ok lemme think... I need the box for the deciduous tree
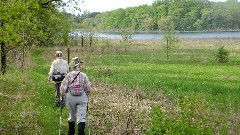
[159,16,178,62]
[0,0,80,74]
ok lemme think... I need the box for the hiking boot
[55,101,60,107]
[78,122,85,135]
[60,100,65,107]
[68,121,75,135]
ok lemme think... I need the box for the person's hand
[60,97,65,107]
[48,76,51,82]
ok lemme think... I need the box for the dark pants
[68,121,85,135]
[54,82,61,101]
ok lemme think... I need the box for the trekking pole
[86,103,91,135]
[87,95,91,135]
[59,105,63,135]
[88,114,91,135]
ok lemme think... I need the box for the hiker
[60,57,92,135]
[48,51,69,107]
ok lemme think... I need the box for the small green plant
[121,30,133,52]
[159,16,179,62]
[143,106,170,134]
[216,46,229,63]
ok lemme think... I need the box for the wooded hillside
[76,0,240,32]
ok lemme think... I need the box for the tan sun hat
[69,57,83,68]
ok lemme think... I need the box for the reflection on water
[97,31,240,39]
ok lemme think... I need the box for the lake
[97,31,240,39]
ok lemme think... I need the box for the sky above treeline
[77,0,229,14]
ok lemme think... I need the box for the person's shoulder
[62,59,68,63]
[52,59,58,63]
[80,72,87,76]
[68,71,75,75]
[66,71,74,77]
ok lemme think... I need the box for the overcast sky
[79,0,156,13]
[77,0,229,14]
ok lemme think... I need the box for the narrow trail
[31,49,69,134]
[0,49,66,134]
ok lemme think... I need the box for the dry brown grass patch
[88,82,178,135]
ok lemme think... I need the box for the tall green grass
[89,50,240,111]
[0,49,69,134]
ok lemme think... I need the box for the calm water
[97,31,240,39]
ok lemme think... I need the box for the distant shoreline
[96,31,240,39]
[98,30,240,34]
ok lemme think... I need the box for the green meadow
[89,38,240,110]
[92,52,240,109]
[0,38,240,134]
[86,38,240,134]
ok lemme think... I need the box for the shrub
[216,46,229,63]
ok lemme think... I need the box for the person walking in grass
[60,57,92,135]
[48,51,69,107]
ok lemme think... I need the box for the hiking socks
[68,121,75,135]
[78,122,85,135]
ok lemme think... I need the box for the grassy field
[0,38,240,134]
[88,38,240,110]
[83,38,240,134]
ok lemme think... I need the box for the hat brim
[69,62,83,68]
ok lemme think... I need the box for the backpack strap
[66,72,81,93]
[70,71,80,85]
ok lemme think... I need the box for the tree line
[0,0,83,74]
[77,0,240,32]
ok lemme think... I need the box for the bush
[216,46,229,63]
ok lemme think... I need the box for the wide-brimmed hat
[69,57,83,68]
[56,51,62,58]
